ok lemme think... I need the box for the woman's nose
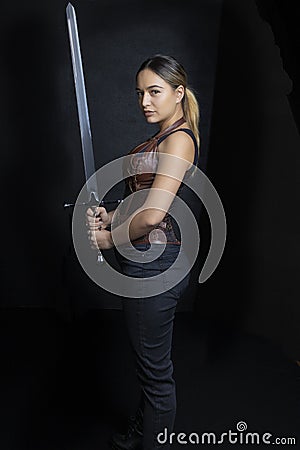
[142,92,151,107]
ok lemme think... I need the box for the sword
[64,2,121,263]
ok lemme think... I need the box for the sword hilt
[63,198,123,265]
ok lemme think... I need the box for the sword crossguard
[63,199,123,209]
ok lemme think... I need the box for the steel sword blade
[66,2,104,263]
[66,2,99,204]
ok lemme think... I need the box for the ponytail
[183,87,200,150]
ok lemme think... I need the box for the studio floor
[0,308,299,450]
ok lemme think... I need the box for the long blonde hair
[136,54,200,155]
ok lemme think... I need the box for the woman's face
[136,69,183,125]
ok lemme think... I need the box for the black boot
[109,407,143,450]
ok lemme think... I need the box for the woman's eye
[151,90,160,95]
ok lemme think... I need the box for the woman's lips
[144,111,155,117]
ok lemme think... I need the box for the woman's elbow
[144,209,166,227]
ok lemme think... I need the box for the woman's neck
[159,112,185,132]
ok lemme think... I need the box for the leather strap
[129,116,186,155]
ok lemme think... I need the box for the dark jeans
[116,243,190,449]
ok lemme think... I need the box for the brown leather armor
[124,117,188,245]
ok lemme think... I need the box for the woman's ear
[175,85,185,103]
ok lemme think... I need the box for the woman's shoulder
[157,127,195,165]
[158,128,195,151]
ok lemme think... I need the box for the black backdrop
[1,0,300,360]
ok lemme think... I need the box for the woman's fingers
[93,206,109,224]
[86,216,101,225]
[87,229,98,249]
[86,209,102,227]
[94,206,107,217]
[86,207,95,217]
[86,206,108,228]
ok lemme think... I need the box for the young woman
[86,54,200,450]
